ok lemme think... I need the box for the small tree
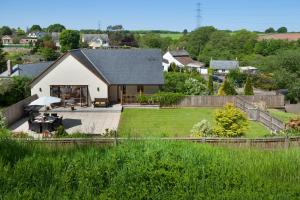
[59,30,80,52]
[213,103,249,137]
[207,74,214,95]
[244,76,254,95]
[218,78,237,96]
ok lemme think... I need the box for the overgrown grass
[0,139,300,199]
[118,108,269,138]
[269,109,300,123]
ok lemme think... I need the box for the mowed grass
[269,109,300,123]
[118,108,269,138]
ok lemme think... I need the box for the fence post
[114,131,118,146]
[256,108,260,121]
[284,136,289,149]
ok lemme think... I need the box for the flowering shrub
[190,120,213,137]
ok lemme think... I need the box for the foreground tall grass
[0,140,300,199]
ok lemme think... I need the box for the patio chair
[31,122,42,133]
[93,98,109,108]
[51,113,58,117]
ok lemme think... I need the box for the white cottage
[163,50,207,74]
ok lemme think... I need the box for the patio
[10,111,121,136]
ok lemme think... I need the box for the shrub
[55,125,68,137]
[162,72,207,94]
[213,103,249,137]
[218,78,237,96]
[0,110,6,130]
[137,92,185,106]
[190,120,213,137]
[183,78,208,95]
[244,76,254,95]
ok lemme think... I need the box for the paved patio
[10,112,121,135]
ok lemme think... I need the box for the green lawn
[139,33,183,40]
[159,33,183,39]
[118,108,269,138]
[269,109,300,123]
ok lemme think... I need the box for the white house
[210,60,239,75]
[30,49,164,106]
[162,50,207,74]
[81,34,109,49]
[239,66,258,74]
[27,32,46,39]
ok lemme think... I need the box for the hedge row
[136,92,185,106]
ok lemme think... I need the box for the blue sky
[0,0,299,32]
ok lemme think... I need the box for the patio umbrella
[29,96,61,106]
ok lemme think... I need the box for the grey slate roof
[77,49,164,85]
[210,60,239,70]
[0,62,54,78]
[169,50,190,57]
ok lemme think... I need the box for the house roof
[79,49,164,85]
[175,57,205,68]
[0,62,54,78]
[82,34,109,43]
[32,49,164,85]
[258,33,300,41]
[169,50,190,57]
[210,60,239,70]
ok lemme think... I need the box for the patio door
[50,85,89,107]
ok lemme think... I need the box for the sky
[0,0,300,32]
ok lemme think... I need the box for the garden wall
[177,95,284,108]
[2,95,38,126]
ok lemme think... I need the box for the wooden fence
[234,96,285,132]
[177,95,284,108]
[12,137,300,149]
[2,95,38,126]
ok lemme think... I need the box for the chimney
[7,60,12,76]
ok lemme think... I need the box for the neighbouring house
[258,33,300,41]
[81,34,109,49]
[27,32,46,39]
[210,60,239,75]
[51,32,61,48]
[240,66,258,74]
[30,49,164,106]
[1,35,13,45]
[0,60,54,78]
[163,50,207,74]
[19,38,38,45]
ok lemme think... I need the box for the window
[137,85,144,93]
[122,85,126,95]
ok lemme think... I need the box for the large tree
[0,26,12,36]
[186,26,217,59]
[0,43,7,73]
[29,24,42,32]
[47,23,66,33]
[59,30,80,52]
[265,27,276,33]
[277,27,288,33]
